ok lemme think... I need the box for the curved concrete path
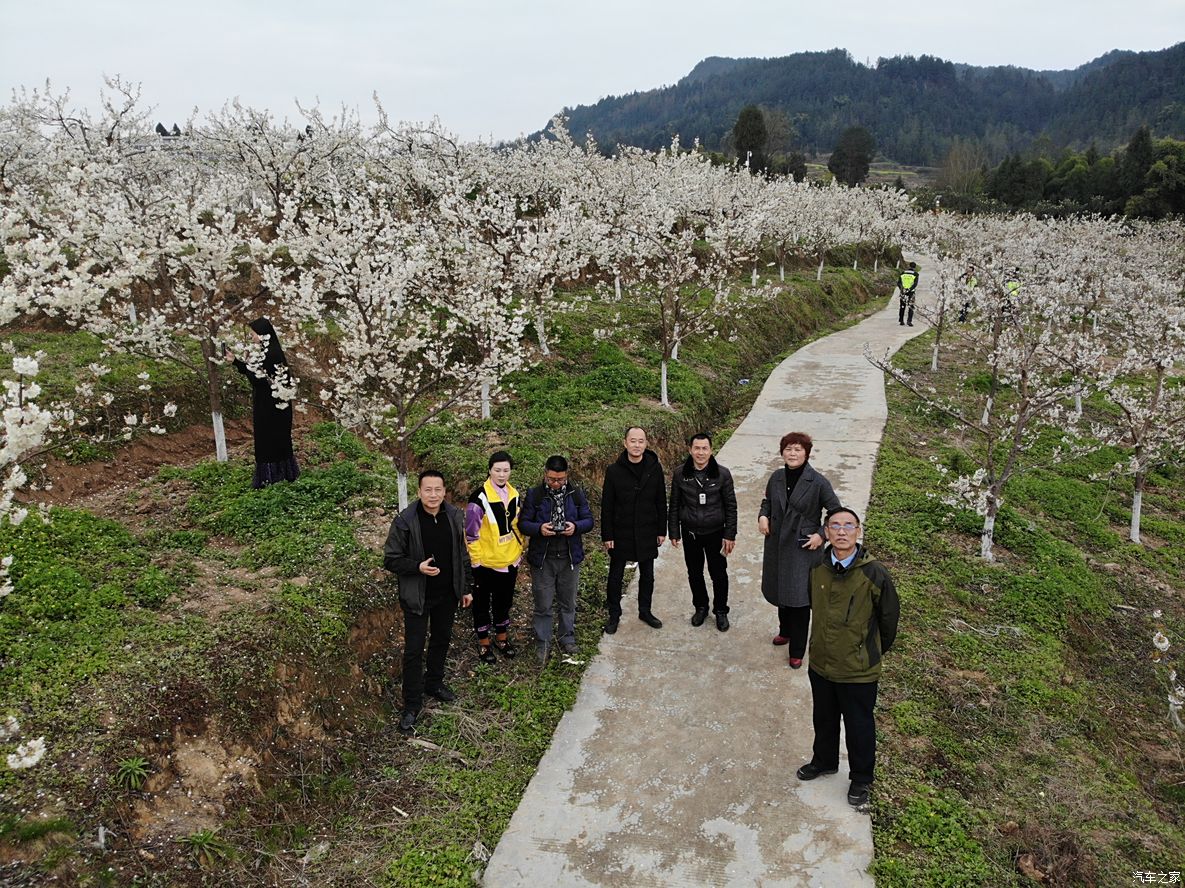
[485,280,929,887]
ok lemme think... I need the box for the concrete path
[485,283,929,887]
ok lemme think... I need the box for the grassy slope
[0,262,893,885]
[867,333,1185,886]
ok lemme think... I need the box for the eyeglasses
[826,522,857,532]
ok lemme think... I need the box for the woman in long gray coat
[758,431,841,669]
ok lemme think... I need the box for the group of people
[225,319,899,808]
[381,425,900,808]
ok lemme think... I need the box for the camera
[551,519,567,534]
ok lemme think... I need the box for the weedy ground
[867,332,1185,886]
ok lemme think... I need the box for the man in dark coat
[796,507,899,809]
[601,426,667,634]
[383,470,473,733]
[668,432,738,631]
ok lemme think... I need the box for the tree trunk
[853,255,858,270]
[614,274,621,301]
[481,381,491,420]
[981,395,993,428]
[874,255,879,272]
[931,339,940,372]
[535,305,550,357]
[200,337,228,462]
[671,321,681,362]
[1130,473,1145,544]
[397,468,409,512]
[816,255,825,282]
[779,263,785,282]
[660,359,669,407]
[1074,391,1083,414]
[128,303,137,324]
[751,266,758,287]
[980,497,999,562]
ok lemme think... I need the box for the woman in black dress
[227,318,299,489]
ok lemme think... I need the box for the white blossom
[6,736,46,770]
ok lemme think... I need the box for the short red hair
[778,432,813,457]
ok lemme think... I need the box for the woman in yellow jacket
[465,450,524,664]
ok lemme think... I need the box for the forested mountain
[550,43,1185,166]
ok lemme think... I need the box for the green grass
[868,331,1185,886]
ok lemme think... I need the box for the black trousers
[401,592,458,711]
[807,668,879,785]
[778,605,811,658]
[898,292,915,324]
[606,551,655,619]
[681,529,729,613]
[472,565,517,636]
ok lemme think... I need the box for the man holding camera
[519,455,596,665]
[668,432,738,631]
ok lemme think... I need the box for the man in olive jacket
[795,507,899,808]
[601,426,667,633]
[383,470,473,734]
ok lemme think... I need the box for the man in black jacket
[383,471,473,733]
[668,432,738,631]
[601,426,667,634]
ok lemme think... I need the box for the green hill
[551,43,1185,165]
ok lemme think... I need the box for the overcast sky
[1,1,1181,141]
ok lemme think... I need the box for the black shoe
[848,782,870,806]
[603,618,619,635]
[398,709,419,733]
[494,634,518,659]
[639,612,663,629]
[715,613,730,632]
[478,644,497,665]
[907,321,914,327]
[424,684,456,703]
[559,640,578,655]
[691,607,708,627]
[796,762,838,781]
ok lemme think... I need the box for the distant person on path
[466,451,524,665]
[796,507,899,808]
[897,261,919,326]
[383,470,473,734]
[519,455,595,665]
[759,432,841,668]
[668,432,737,632]
[226,318,299,489]
[601,426,667,634]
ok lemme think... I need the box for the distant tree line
[930,126,1185,218]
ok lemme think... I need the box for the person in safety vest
[897,261,919,326]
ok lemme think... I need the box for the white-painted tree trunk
[614,274,621,300]
[671,339,680,362]
[536,306,550,357]
[981,395,993,427]
[1074,391,1083,414]
[816,256,824,282]
[128,303,137,324]
[853,256,858,270]
[212,411,227,462]
[751,266,758,287]
[660,359,669,407]
[1130,487,1143,543]
[931,340,940,371]
[779,264,785,282]
[397,469,409,511]
[481,382,491,419]
[874,256,880,272]
[980,509,997,561]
